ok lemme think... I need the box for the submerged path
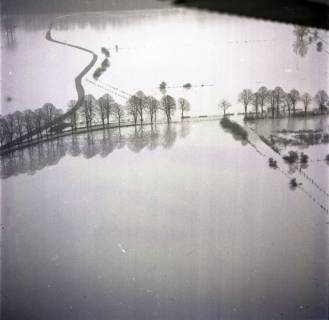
[1,20,98,149]
[45,21,98,116]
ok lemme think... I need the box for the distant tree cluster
[293,26,324,57]
[238,87,328,119]
[1,91,191,150]
[0,104,63,147]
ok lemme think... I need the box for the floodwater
[1,120,328,320]
[1,8,328,116]
[1,6,329,320]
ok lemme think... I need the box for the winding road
[1,19,98,148]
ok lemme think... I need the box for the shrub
[268,157,278,168]
[283,151,299,164]
[290,178,298,188]
[101,47,110,57]
[220,117,248,140]
[300,152,309,164]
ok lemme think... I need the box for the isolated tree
[218,99,231,116]
[257,86,268,114]
[159,81,167,94]
[178,98,191,119]
[314,90,328,113]
[113,103,125,127]
[161,95,176,123]
[135,91,146,124]
[300,93,312,115]
[13,111,25,140]
[67,100,78,131]
[288,89,300,116]
[127,95,139,126]
[238,89,253,114]
[145,96,159,124]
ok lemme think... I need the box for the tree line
[219,87,328,119]
[0,91,191,149]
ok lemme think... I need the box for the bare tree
[288,89,300,116]
[98,94,115,126]
[34,108,45,138]
[238,89,253,114]
[314,90,328,113]
[135,91,146,124]
[145,96,159,124]
[67,100,78,131]
[113,103,125,127]
[97,96,107,128]
[266,90,276,118]
[257,86,268,114]
[81,95,97,129]
[0,116,7,147]
[284,93,293,116]
[42,103,57,137]
[13,111,25,140]
[273,87,286,116]
[301,93,312,115]
[218,99,231,116]
[127,95,139,127]
[177,98,191,119]
[251,92,260,116]
[4,113,16,144]
[23,109,36,140]
[161,95,176,123]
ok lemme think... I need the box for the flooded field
[1,120,328,320]
[1,4,329,320]
[2,9,328,116]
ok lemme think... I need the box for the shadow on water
[0,122,190,179]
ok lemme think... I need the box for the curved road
[1,20,98,149]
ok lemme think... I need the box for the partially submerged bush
[268,157,278,168]
[101,58,110,69]
[220,117,248,140]
[289,178,298,188]
[101,47,110,57]
[283,151,299,164]
[183,83,192,89]
[300,152,309,164]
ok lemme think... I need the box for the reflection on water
[2,120,327,320]
[0,122,189,179]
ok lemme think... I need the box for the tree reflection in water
[0,122,190,179]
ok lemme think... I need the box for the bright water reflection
[2,120,328,320]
